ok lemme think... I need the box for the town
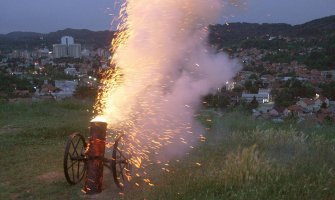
[1,18,335,125]
[0,35,108,101]
[2,2,335,199]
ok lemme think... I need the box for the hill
[0,29,115,51]
[1,101,335,199]
[209,15,335,47]
[1,15,334,51]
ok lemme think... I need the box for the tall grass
[121,110,335,199]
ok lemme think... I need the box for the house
[296,98,315,113]
[241,89,271,104]
[257,103,274,113]
[314,96,329,108]
[260,74,275,84]
[321,70,335,81]
[40,84,58,94]
[64,67,78,76]
[52,80,78,100]
[34,84,58,101]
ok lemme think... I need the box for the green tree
[74,86,98,99]
[274,89,295,108]
[248,96,259,110]
[320,82,335,100]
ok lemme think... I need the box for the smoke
[97,0,241,163]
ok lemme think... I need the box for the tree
[274,89,295,108]
[249,73,259,80]
[320,82,335,100]
[74,86,98,99]
[244,80,253,91]
[321,102,328,109]
[248,96,259,110]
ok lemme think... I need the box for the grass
[0,100,92,200]
[1,103,335,199]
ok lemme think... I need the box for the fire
[90,116,107,123]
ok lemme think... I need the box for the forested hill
[209,15,335,47]
[0,29,114,50]
[0,15,334,51]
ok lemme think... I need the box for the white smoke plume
[97,0,241,163]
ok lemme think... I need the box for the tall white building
[68,44,81,58]
[53,36,81,58]
[61,36,74,45]
[53,44,67,58]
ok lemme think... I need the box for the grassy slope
[1,102,335,199]
[0,100,92,200]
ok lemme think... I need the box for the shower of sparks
[93,0,241,187]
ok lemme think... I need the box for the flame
[90,115,108,123]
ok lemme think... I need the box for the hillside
[0,15,334,51]
[209,15,335,47]
[0,29,115,50]
[1,101,335,199]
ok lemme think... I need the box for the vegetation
[319,81,335,100]
[0,72,34,99]
[0,100,92,200]
[273,79,315,108]
[209,15,335,70]
[1,102,335,199]
[43,65,75,80]
[74,86,98,99]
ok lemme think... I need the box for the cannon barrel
[83,121,107,195]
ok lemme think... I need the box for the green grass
[0,100,92,200]
[1,103,335,199]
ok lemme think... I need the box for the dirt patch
[36,171,63,183]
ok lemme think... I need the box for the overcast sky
[0,0,335,34]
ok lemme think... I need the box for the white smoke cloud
[100,0,241,161]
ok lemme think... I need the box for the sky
[0,0,335,34]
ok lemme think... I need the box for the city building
[53,44,67,58]
[61,36,74,45]
[53,36,81,58]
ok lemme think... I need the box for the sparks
[92,0,240,187]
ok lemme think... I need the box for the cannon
[63,121,132,194]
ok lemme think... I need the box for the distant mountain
[5,31,42,39]
[0,28,115,51]
[209,23,293,46]
[293,15,335,37]
[1,15,335,51]
[209,15,335,47]
[45,29,114,48]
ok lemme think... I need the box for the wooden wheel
[63,133,87,185]
[112,135,132,189]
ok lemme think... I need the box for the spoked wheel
[63,133,87,185]
[112,135,132,189]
